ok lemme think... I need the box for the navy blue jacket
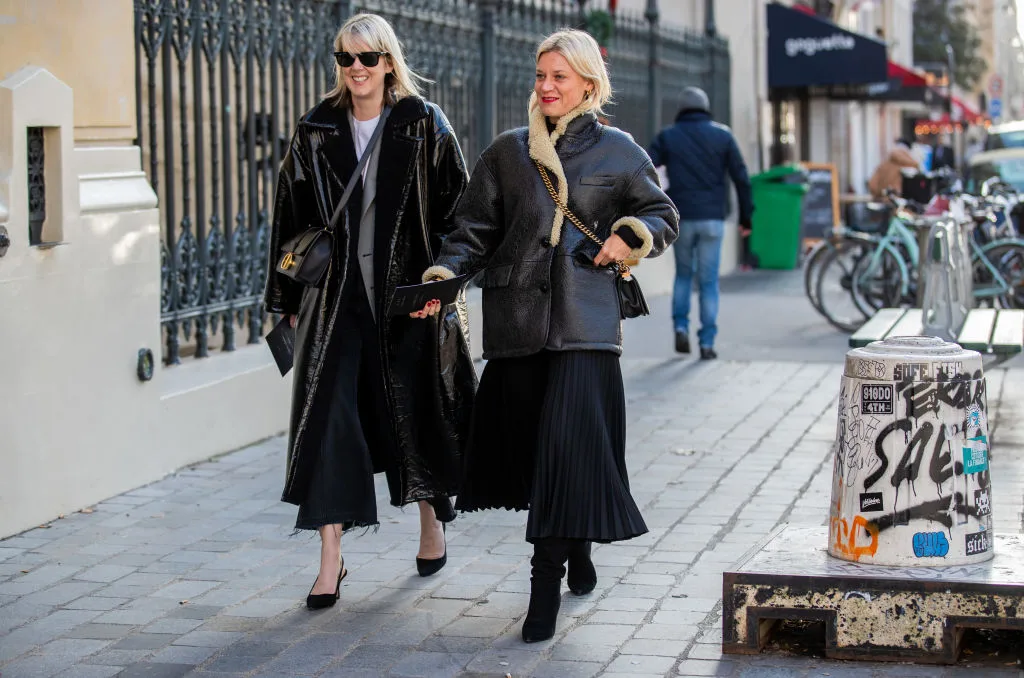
[647,110,754,226]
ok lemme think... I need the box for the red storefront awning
[887,61,929,88]
[952,96,982,123]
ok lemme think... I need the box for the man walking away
[647,86,753,360]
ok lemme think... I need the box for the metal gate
[135,0,729,365]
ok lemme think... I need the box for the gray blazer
[350,113,383,319]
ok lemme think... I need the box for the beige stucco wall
[0,0,136,143]
[0,2,290,539]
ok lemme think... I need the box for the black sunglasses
[333,51,389,68]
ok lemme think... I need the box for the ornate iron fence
[135,0,729,365]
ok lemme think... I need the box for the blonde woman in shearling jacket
[415,29,678,643]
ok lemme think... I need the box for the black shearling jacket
[424,105,679,359]
[265,96,476,507]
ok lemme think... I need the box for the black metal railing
[135,0,729,365]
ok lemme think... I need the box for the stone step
[722,525,1024,664]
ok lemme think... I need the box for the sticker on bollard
[860,384,893,414]
[965,530,991,556]
[828,336,994,566]
[962,435,989,474]
[974,488,991,515]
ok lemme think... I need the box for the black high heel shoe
[306,556,347,610]
[416,524,446,577]
[567,541,597,595]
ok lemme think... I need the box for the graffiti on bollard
[912,532,950,558]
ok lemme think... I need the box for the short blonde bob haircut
[325,13,427,108]
[532,29,612,115]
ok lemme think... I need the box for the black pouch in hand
[617,272,650,319]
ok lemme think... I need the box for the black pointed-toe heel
[416,524,446,577]
[567,541,597,596]
[306,557,347,610]
[522,578,561,643]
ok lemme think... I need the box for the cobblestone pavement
[1,353,1021,678]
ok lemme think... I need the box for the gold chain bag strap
[535,161,650,319]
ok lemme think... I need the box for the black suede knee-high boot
[567,540,597,595]
[522,539,570,643]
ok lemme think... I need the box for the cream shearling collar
[527,94,596,248]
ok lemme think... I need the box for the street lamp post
[945,43,960,168]
[705,0,716,38]
[705,0,717,118]
[478,0,497,155]
[945,44,955,120]
[646,0,661,144]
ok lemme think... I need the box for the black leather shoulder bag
[535,161,650,319]
[276,107,390,288]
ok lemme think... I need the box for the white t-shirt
[353,114,380,181]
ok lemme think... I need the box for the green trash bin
[749,164,809,270]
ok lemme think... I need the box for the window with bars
[27,127,45,246]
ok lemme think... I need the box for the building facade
[971,0,1024,123]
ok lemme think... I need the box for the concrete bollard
[828,336,993,566]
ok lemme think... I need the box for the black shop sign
[767,3,887,91]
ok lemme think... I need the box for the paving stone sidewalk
[1,358,1021,678]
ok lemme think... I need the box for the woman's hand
[593,233,632,267]
[288,315,297,329]
[410,299,442,319]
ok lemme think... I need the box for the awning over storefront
[889,61,928,88]
[864,61,945,105]
[915,99,987,134]
[952,96,983,123]
[767,2,888,96]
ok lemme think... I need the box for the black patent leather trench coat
[264,96,476,507]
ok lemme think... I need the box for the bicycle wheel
[814,240,874,333]
[977,242,1024,308]
[850,245,908,316]
[803,239,832,313]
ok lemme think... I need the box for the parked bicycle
[806,180,1024,332]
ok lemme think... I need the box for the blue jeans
[672,219,724,348]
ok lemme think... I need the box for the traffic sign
[990,98,1003,119]
[989,74,1004,98]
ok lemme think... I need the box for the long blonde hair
[531,29,613,115]
[324,13,428,107]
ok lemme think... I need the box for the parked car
[966,147,1024,234]
[966,147,1024,192]
[983,120,1024,151]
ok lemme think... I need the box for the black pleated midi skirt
[456,350,647,544]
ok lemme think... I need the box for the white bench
[850,307,1024,364]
